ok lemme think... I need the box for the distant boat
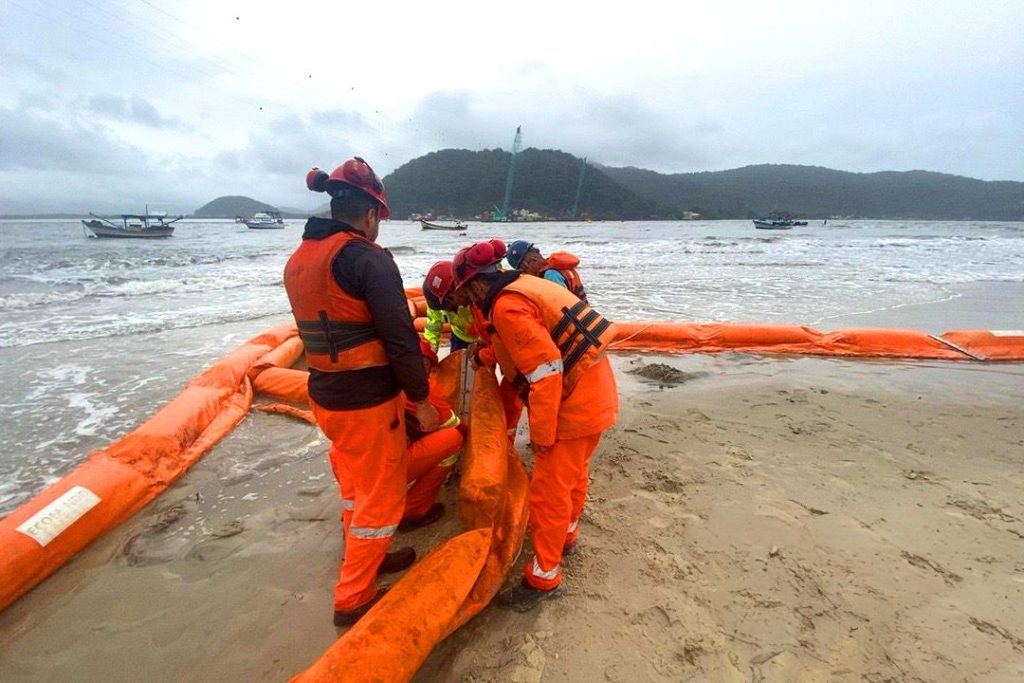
[82,211,182,238]
[752,219,794,230]
[240,211,285,229]
[420,218,468,231]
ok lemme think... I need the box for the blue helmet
[506,240,535,269]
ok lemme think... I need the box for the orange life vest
[283,230,389,372]
[488,276,616,399]
[540,251,587,302]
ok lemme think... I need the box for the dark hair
[330,188,380,223]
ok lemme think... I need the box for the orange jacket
[283,230,389,372]
[540,251,587,302]
[486,275,618,446]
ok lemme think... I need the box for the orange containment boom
[606,322,1024,361]
[0,323,300,612]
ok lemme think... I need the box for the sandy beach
[2,349,1023,682]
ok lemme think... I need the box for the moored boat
[420,218,467,231]
[753,219,794,230]
[242,211,285,229]
[82,212,182,238]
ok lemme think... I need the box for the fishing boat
[752,219,794,230]
[241,211,285,229]
[420,218,468,231]
[82,211,182,238]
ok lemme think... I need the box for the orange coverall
[403,382,463,520]
[489,288,619,590]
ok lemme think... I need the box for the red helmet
[305,156,390,219]
[452,239,507,288]
[424,261,455,302]
[418,335,439,366]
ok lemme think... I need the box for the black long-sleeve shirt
[301,217,429,409]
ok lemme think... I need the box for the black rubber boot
[397,502,445,532]
[497,579,562,612]
[377,546,416,574]
[333,587,389,627]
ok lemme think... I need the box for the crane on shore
[569,156,588,219]
[493,126,522,222]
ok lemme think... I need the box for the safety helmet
[424,261,455,303]
[418,335,439,366]
[452,239,507,288]
[506,240,536,269]
[305,156,390,219]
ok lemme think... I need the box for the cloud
[217,109,378,177]
[85,94,189,130]
[0,103,142,174]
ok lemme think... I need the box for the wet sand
[1,352,1023,681]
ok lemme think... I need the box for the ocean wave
[0,304,290,348]
[0,273,284,311]
[388,246,418,254]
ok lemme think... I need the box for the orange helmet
[452,239,507,289]
[305,156,390,219]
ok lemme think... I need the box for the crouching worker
[284,157,440,627]
[401,337,464,528]
[423,260,480,353]
[506,240,588,302]
[452,240,619,611]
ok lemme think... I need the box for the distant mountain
[193,196,280,218]
[383,148,661,220]
[600,164,1024,220]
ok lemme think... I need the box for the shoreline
[812,280,1023,334]
[1,353,1023,680]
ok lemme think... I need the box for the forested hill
[193,195,279,218]
[384,148,660,220]
[600,164,1024,220]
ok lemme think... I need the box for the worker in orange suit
[284,157,440,627]
[452,240,619,610]
[401,336,464,525]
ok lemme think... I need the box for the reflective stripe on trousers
[349,524,398,539]
[341,498,355,510]
[531,557,560,581]
[567,519,579,534]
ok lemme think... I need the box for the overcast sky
[2,0,1022,213]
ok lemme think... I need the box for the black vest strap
[297,312,377,362]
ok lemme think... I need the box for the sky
[1,0,1022,213]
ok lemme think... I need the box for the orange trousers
[312,395,406,611]
[405,427,463,520]
[523,431,603,590]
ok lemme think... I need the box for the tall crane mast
[569,156,588,219]
[495,126,522,222]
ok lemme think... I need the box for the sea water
[1,218,1022,515]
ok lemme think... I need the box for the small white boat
[420,218,467,231]
[752,219,793,230]
[242,211,285,229]
[82,212,182,238]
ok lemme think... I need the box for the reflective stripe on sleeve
[525,359,563,384]
[350,524,398,539]
[567,519,579,534]
[531,557,560,580]
[341,499,355,510]
[440,413,460,429]
[439,453,459,467]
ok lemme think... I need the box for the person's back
[283,157,441,627]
